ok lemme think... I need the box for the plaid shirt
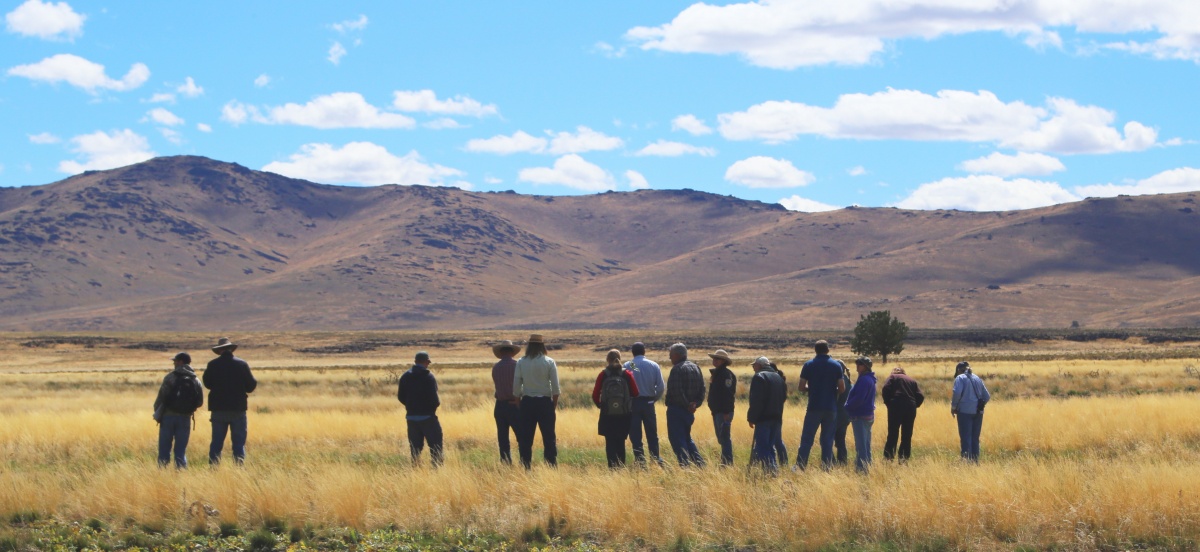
[665,360,706,408]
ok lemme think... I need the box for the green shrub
[218,521,241,538]
[248,529,277,552]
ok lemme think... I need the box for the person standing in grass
[768,362,789,465]
[398,351,443,467]
[952,361,991,463]
[881,366,924,462]
[625,341,666,467]
[153,351,203,468]
[490,340,523,465]
[844,357,877,474]
[203,337,257,466]
[833,359,852,467]
[794,340,846,471]
[513,334,561,469]
[664,343,706,468]
[706,349,737,467]
[592,349,640,468]
[748,356,786,474]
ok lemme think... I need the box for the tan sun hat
[492,340,523,358]
[211,337,237,354]
[527,334,544,344]
[707,349,732,364]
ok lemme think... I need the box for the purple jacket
[844,371,877,418]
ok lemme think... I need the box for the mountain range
[1,156,1197,331]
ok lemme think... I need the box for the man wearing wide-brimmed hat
[706,349,737,467]
[202,337,257,465]
[512,334,560,469]
[490,340,523,465]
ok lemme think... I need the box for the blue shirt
[800,354,843,411]
[625,355,665,402]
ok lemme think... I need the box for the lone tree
[850,310,909,364]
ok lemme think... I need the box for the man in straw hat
[706,349,737,467]
[491,339,523,465]
[513,334,561,469]
[202,337,257,465]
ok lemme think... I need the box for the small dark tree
[850,310,908,364]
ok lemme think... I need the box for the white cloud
[144,107,184,127]
[465,131,546,154]
[28,132,60,144]
[593,41,627,58]
[484,176,503,185]
[634,140,716,157]
[196,123,212,133]
[7,54,149,93]
[254,74,270,88]
[627,1,1200,69]
[1074,167,1200,198]
[331,14,368,33]
[848,166,867,176]
[159,128,183,145]
[959,152,1066,176]
[518,154,615,191]
[148,92,175,103]
[176,76,203,98]
[626,170,650,190]
[671,114,713,136]
[725,156,815,188]
[392,89,498,117]
[424,118,464,130]
[718,89,1156,154]
[58,129,155,174]
[895,175,1079,211]
[263,142,465,187]
[5,0,84,40]
[779,195,840,212]
[328,41,347,65]
[220,93,414,129]
[547,126,623,155]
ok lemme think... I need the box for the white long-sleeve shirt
[513,355,560,398]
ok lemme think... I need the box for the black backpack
[166,374,204,413]
[600,369,632,416]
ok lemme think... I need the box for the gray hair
[669,343,688,359]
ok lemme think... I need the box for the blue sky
[2,0,1199,211]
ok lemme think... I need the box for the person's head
[668,343,688,364]
[524,334,547,358]
[631,342,646,357]
[211,337,237,356]
[814,340,830,356]
[836,359,850,377]
[492,340,522,360]
[171,351,191,367]
[855,356,873,374]
[708,349,732,369]
[415,351,431,367]
[955,361,971,377]
[751,356,771,373]
[891,366,906,375]
[606,349,622,367]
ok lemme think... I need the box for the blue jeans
[209,412,247,465]
[494,400,521,464]
[773,428,788,466]
[796,409,837,470]
[158,415,191,468]
[751,420,782,473]
[957,411,984,462]
[850,417,873,474]
[518,396,557,469]
[712,412,734,466]
[665,405,705,467]
[628,398,662,464]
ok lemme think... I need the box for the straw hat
[211,337,237,354]
[707,349,732,365]
[526,334,544,344]
[492,340,522,358]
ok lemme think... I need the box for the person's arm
[950,376,963,415]
[626,371,641,398]
[243,362,257,394]
[512,361,524,400]
[746,375,763,427]
[914,380,925,408]
[152,374,171,419]
[836,376,846,396]
[432,375,440,410]
[591,372,604,408]
[397,373,407,405]
[549,359,561,409]
[881,377,896,405]
[201,365,212,389]
[690,367,706,413]
[653,366,666,401]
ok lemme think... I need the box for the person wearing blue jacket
[844,356,877,474]
[951,361,991,463]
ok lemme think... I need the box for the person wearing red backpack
[592,349,640,468]
[153,352,203,468]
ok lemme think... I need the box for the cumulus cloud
[147,92,175,104]
[895,174,1079,211]
[331,14,368,33]
[28,132,60,144]
[466,131,546,154]
[547,126,623,155]
[466,127,623,155]
[725,156,815,188]
[626,170,650,190]
[196,123,212,133]
[159,128,183,145]
[627,0,1200,69]
[518,154,615,191]
[848,166,867,176]
[263,142,465,187]
[719,89,1156,154]
[7,54,149,93]
[959,152,1066,176]
[392,90,498,117]
[634,140,716,157]
[58,129,155,174]
[176,76,203,98]
[779,195,840,212]
[144,107,184,126]
[5,0,84,40]
[254,74,270,88]
[328,41,348,65]
[672,114,712,135]
[424,118,464,130]
[220,93,415,129]
[1074,167,1200,198]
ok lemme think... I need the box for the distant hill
[1,156,1197,331]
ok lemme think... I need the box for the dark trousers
[604,434,628,468]
[518,396,557,469]
[209,412,247,465]
[494,400,521,464]
[750,420,782,474]
[884,405,917,462]
[407,416,444,467]
[629,398,662,464]
[712,412,734,466]
[665,405,705,467]
[834,412,850,465]
[795,409,837,471]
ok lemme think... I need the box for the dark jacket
[881,372,925,410]
[153,365,201,419]
[203,353,256,412]
[706,365,736,414]
[397,364,440,417]
[747,370,786,423]
[665,360,706,409]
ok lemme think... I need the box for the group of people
[152,335,993,471]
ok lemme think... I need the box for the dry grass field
[1,330,1199,550]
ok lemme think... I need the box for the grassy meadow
[1,330,1200,550]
